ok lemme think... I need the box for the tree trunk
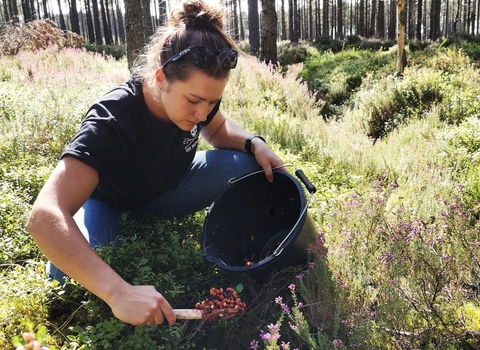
[56,0,66,29]
[377,0,384,38]
[238,0,245,40]
[100,0,112,44]
[21,0,33,22]
[141,0,153,37]
[322,0,328,36]
[70,0,81,35]
[85,0,96,43]
[309,0,313,38]
[248,0,260,55]
[232,0,239,40]
[90,0,103,44]
[396,0,406,76]
[260,0,277,65]
[430,0,441,40]
[41,0,48,18]
[388,0,396,40]
[281,0,287,40]
[115,0,125,43]
[336,0,342,39]
[359,0,365,36]
[407,0,414,38]
[416,0,422,39]
[370,0,377,37]
[125,0,150,70]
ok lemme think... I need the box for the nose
[194,103,209,122]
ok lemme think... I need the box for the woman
[26,0,283,327]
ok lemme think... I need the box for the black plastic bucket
[202,168,318,278]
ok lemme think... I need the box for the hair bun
[170,0,224,30]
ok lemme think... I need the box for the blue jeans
[47,149,262,282]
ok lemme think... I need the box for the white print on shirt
[183,125,199,153]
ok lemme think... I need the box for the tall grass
[1,44,480,349]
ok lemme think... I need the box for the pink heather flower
[289,322,298,332]
[261,333,273,341]
[281,303,290,314]
[298,302,303,308]
[288,284,296,291]
[333,339,343,347]
[250,340,259,349]
[281,341,290,349]
[268,323,279,333]
[275,296,283,304]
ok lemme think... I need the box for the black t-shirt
[62,79,219,210]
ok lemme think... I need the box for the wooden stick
[174,308,240,321]
[174,309,204,320]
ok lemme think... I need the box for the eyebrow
[189,93,222,103]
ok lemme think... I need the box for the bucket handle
[228,164,316,258]
[228,164,317,195]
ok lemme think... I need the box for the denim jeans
[47,149,262,282]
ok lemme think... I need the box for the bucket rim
[201,169,311,272]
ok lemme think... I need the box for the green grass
[1,43,480,349]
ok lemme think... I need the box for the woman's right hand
[106,284,176,326]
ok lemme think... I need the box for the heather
[1,44,480,349]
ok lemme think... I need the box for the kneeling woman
[26,0,283,327]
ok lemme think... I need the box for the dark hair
[133,0,238,86]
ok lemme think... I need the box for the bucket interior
[202,170,305,269]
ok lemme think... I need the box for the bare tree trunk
[260,0,277,65]
[396,0,406,76]
[238,0,245,40]
[85,0,96,43]
[309,0,313,38]
[100,0,112,44]
[370,0,377,37]
[430,0,441,39]
[407,0,414,38]
[359,0,365,35]
[41,0,48,18]
[232,0,239,40]
[281,0,287,40]
[115,0,125,43]
[141,0,153,37]
[248,0,260,55]
[90,0,103,44]
[57,0,66,29]
[69,0,81,34]
[125,0,143,68]
[416,0,422,39]
[377,0,384,37]
[388,0,396,40]
[336,0,342,38]
[322,0,328,35]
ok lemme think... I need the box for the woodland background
[1,0,480,349]
[2,0,480,65]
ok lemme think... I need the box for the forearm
[26,207,126,303]
[206,119,260,152]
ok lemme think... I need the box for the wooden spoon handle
[173,309,204,320]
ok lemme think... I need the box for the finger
[263,166,274,182]
[153,310,165,325]
[161,306,176,326]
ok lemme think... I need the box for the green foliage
[300,48,395,118]
[277,41,309,66]
[3,42,480,349]
[82,44,126,60]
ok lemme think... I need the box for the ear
[155,68,166,89]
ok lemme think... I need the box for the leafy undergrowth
[2,44,480,349]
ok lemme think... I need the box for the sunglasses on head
[161,46,238,70]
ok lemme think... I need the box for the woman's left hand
[250,138,285,182]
